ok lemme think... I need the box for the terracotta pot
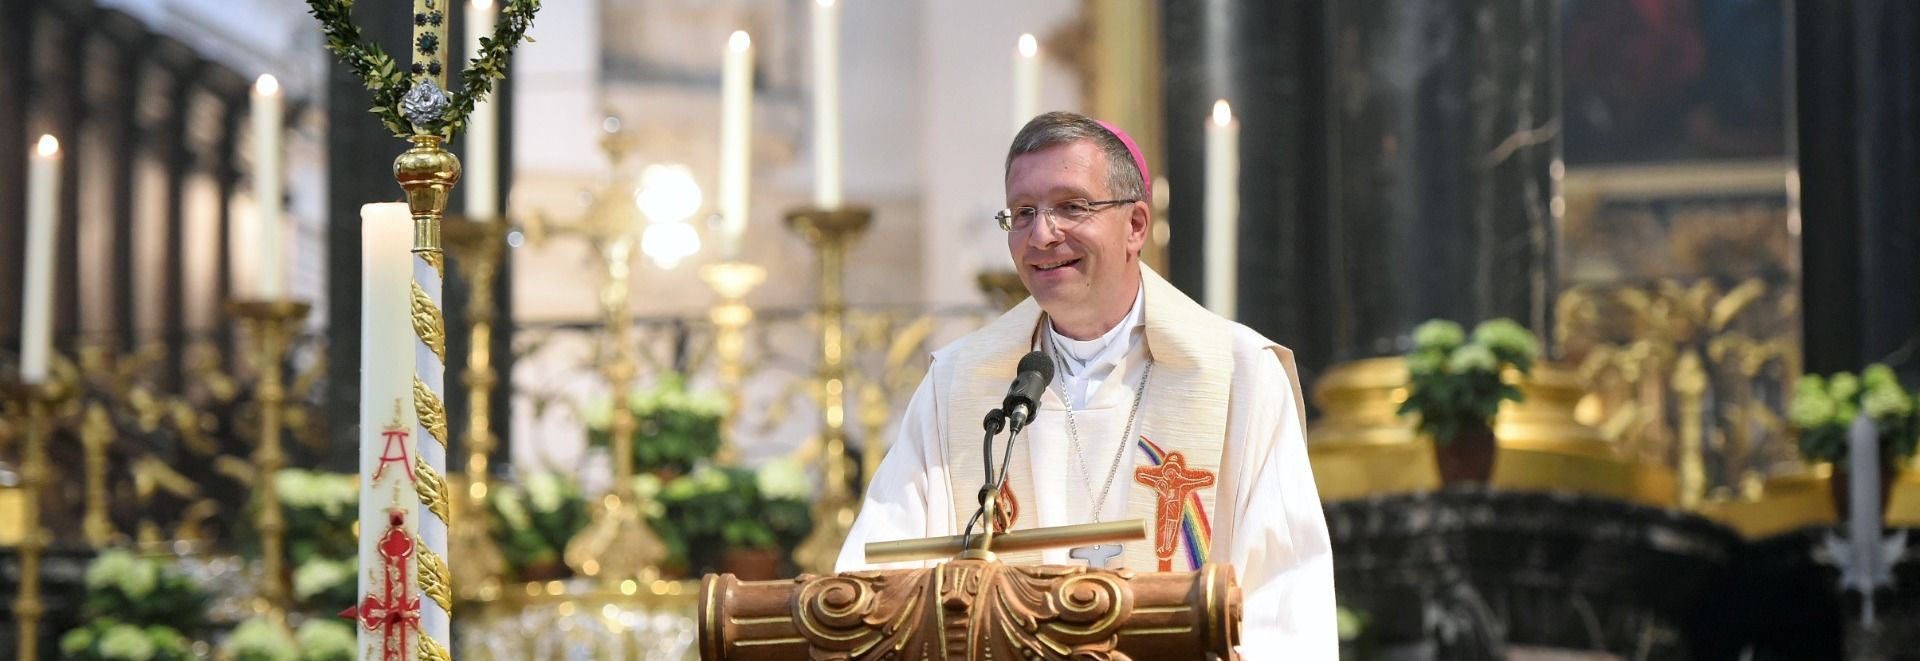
[721,548,782,581]
[1435,421,1498,486]
[518,559,569,582]
[1828,467,1897,523]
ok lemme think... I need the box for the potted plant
[651,459,813,580]
[487,471,592,582]
[584,376,730,478]
[1789,364,1919,520]
[1398,319,1540,485]
[60,549,210,661]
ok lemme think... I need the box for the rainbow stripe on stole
[1135,436,1213,570]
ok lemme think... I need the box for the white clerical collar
[1044,285,1145,405]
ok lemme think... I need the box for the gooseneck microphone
[1002,351,1055,434]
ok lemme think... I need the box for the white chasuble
[839,266,1337,658]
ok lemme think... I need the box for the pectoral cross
[1070,543,1122,568]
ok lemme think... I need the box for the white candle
[356,202,417,653]
[251,74,284,299]
[1013,34,1040,135]
[1204,100,1239,319]
[20,135,60,384]
[719,30,754,258]
[465,0,500,219]
[811,0,841,209]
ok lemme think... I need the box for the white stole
[939,266,1235,571]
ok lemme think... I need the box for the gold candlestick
[699,261,766,463]
[11,381,67,661]
[785,206,872,575]
[228,300,311,619]
[446,216,508,601]
[564,234,668,583]
[80,403,116,547]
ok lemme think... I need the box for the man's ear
[1126,201,1151,257]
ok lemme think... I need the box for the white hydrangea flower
[97,623,156,661]
[525,472,566,514]
[755,457,814,501]
[292,558,355,601]
[295,620,356,658]
[223,617,297,661]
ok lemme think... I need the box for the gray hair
[1004,112,1146,202]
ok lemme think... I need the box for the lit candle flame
[35,134,58,157]
[1018,34,1038,58]
[255,74,281,96]
[1212,99,1232,127]
[729,30,752,52]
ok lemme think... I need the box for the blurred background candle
[812,0,841,209]
[1013,33,1039,134]
[465,0,500,219]
[1204,100,1238,319]
[19,135,61,384]
[719,30,754,258]
[251,74,285,299]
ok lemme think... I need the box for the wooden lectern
[697,508,1244,660]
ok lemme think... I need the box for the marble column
[1321,0,1559,364]
[1797,0,1920,378]
[1161,0,1332,381]
[0,0,33,344]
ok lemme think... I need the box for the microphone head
[1018,351,1055,389]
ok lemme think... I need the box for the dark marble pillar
[324,0,415,466]
[155,41,203,382]
[0,0,33,344]
[1797,0,1920,377]
[1322,0,1559,364]
[445,8,518,473]
[1161,0,1332,383]
[42,4,89,344]
[99,11,149,351]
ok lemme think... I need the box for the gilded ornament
[413,377,448,448]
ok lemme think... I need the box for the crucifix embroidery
[1134,450,1214,571]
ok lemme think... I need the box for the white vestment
[837,266,1337,659]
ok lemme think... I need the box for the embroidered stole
[940,266,1235,571]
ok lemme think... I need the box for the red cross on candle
[349,510,419,661]
[1133,451,1214,571]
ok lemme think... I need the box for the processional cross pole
[307,0,540,659]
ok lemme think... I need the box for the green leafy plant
[585,376,730,477]
[487,471,592,580]
[650,459,813,574]
[291,557,357,613]
[59,619,195,661]
[1398,319,1540,444]
[236,469,358,567]
[1790,364,1919,465]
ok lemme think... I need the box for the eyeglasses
[994,198,1137,232]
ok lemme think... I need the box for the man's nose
[1025,214,1064,248]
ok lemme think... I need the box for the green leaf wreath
[307,0,541,138]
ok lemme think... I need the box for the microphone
[1002,351,1055,433]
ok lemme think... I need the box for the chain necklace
[1056,358,1154,523]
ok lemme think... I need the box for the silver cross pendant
[1070,544,1122,568]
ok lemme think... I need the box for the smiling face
[1005,139,1149,339]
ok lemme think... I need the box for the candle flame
[1212,100,1232,127]
[729,30,752,52]
[35,134,58,157]
[255,74,281,96]
[1018,34,1038,58]
[472,0,492,8]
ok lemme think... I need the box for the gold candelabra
[10,380,67,661]
[81,402,116,547]
[446,215,509,601]
[786,206,872,575]
[228,300,311,620]
[699,261,766,464]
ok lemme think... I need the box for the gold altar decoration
[700,558,1240,660]
[458,578,702,659]
[81,402,117,547]
[1308,356,1676,506]
[786,206,873,575]
[975,270,1030,311]
[700,261,767,464]
[230,300,312,619]
[446,215,510,601]
[10,380,68,661]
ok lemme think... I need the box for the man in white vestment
[837,112,1337,658]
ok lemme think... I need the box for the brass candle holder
[229,299,311,619]
[445,215,509,601]
[699,261,767,464]
[785,206,872,575]
[10,380,69,661]
[564,233,668,583]
[81,402,116,547]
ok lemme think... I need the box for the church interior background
[1,0,1918,659]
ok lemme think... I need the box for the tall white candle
[465,0,500,219]
[1013,34,1040,134]
[1204,100,1239,319]
[251,74,284,299]
[20,135,60,384]
[811,0,841,209]
[356,202,417,656]
[719,30,754,258]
